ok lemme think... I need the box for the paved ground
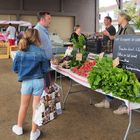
[0,59,140,140]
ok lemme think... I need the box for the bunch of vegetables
[51,55,64,65]
[71,35,86,49]
[88,57,140,103]
[69,35,88,68]
[69,48,88,68]
[72,60,96,77]
[58,56,72,69]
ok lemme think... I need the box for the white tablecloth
[51,65,140,110]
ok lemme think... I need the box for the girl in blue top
[12,29,48,140]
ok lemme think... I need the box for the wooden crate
[0,42,10,59]
[9,45,19,58]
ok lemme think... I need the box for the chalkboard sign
[113,35,140,79]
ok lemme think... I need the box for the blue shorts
[21,78,44,96]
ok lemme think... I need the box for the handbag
[33,83,62,126]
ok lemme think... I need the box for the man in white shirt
[6,23,16,45]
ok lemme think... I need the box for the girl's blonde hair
[18,38,28,51]
[19,28,41,51]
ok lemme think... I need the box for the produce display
[51,55,64,65]
[59,56,71,63]
[71,35,86,49]
[51,52,140,102]
[69,34,88,68]
[68,49,88,68]
[51,50,88,69]
[88,57,140,103]
[72,60,96,77]
[59,61,70,69]
[51,55,72,69]
[51,34,88,69]
[51,35,140,103]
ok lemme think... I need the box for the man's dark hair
[74,25,80,31]
[37,11,51,21]
[105,16,112,22]
[9,23,12,26]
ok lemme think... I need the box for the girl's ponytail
[18,38,28,51]
[18,28,41,51]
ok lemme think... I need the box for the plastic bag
[33,83,62,126]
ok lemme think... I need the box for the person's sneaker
[113,106,128,115]
[30,129,41,140]
[12,125,23,135]
[95,100,110,108]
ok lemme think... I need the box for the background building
[0,0,99,40]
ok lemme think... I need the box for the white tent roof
[0,20,32,26]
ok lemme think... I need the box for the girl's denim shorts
[21,78,44,96]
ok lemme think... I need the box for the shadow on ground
[0,59,140,140]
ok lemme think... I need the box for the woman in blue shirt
[12,29,48,140]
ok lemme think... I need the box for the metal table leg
[60,74,64,102]
[54,71,64,103]
[123,103,140,140]
[62,79,89,109]
[54,70,57,83]
[62,79,72,110]
[124,109,132,140]
[89,90,95,105]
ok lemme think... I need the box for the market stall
[11,33,140,140]
[51,63,140,140]
[0,20,32,42]
[50,35,140,140]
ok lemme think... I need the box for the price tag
[113,57,120,68]
[76,53,83,61]
[56,102,61,109]
[51,92,55,99]
[50,112,54,120]
[83,45,86,49]
[99,52,104,59]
